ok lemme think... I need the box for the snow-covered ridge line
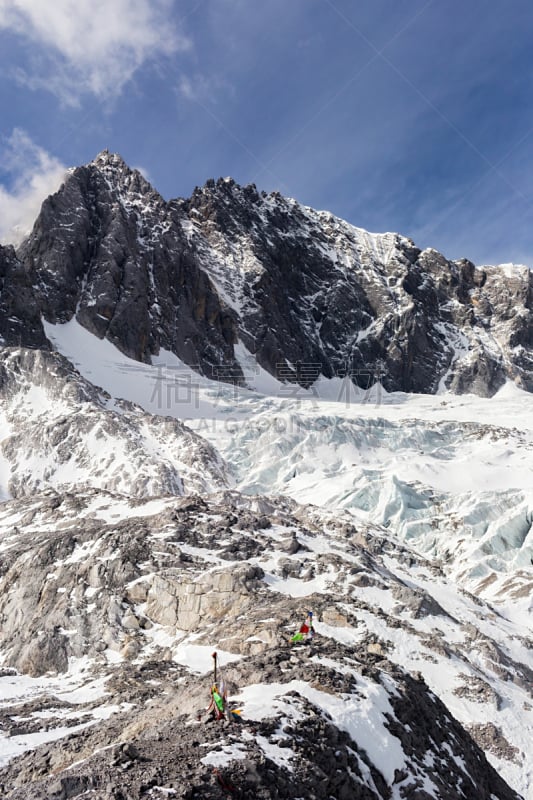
[0,344,230,501]
[2,149,531,397]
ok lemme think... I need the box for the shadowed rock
[2,151,529,396]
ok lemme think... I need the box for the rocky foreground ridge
[0,150,532,396]
[0,489,529,799]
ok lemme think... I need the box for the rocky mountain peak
[179,175,264,235]
[87,150,162,202]
[16,152,241,371]
[0,151,530,394]
[91,148,127,168]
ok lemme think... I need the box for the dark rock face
[0,244,47,348]
[5,150,533,395]
[180,180,533,395]
[19,151,241,377]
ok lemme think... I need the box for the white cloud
[0,129,67,245]
[0,0,189,105]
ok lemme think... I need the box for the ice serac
[18,150,241,378]
[15,151,533,396]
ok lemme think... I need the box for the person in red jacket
[290,610,314,643]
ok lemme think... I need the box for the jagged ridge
[1,150,530,396]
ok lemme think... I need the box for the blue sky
[0,0,532,266]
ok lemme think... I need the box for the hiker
[201,684,226,722]
[198,652,239,724]
[290,610,315,643]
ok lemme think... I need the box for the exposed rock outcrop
[1,150,529,396]
[18,152,241,378]
[0,488,529,799]
[0,244,47,349]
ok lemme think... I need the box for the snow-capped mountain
[0,152,531,799]
[7,149,533,396]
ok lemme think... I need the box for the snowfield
[43,318,533,603]
[0,320,530,799]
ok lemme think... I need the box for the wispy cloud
[0,0,190,106]
[177,73,234,105]
[132,164,152,182]
[411,169,533,266]
[0,129,67,245]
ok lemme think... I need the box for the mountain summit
[1,151,531,395]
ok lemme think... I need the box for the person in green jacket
[201,684,225,721]
[290,610,315,643]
